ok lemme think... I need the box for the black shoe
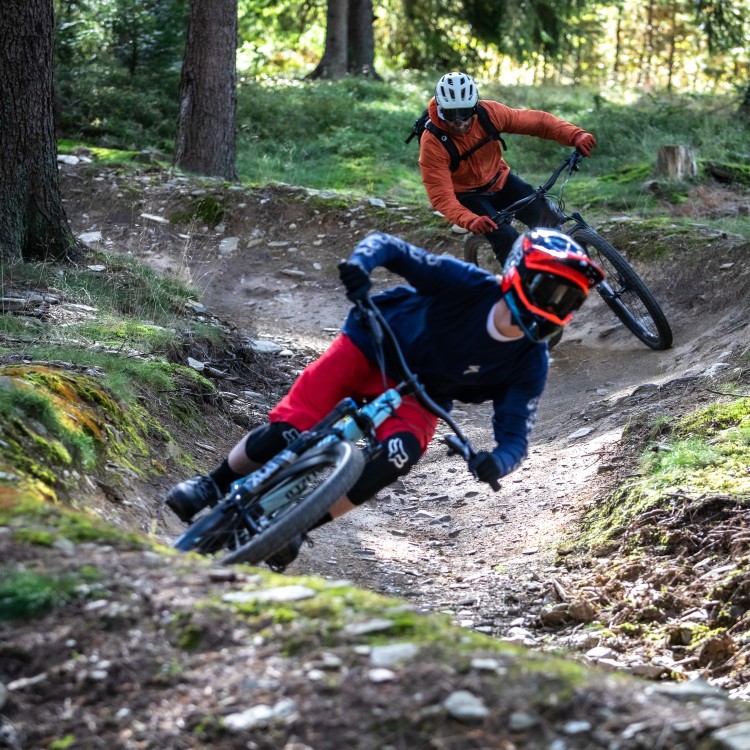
[165,475,222,523]
[266,534,306,573]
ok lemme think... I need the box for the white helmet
[435,72,478,109]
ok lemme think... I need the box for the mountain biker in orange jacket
[420,72,596,265]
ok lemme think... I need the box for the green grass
[0,565,100,621]
[572,398,750,555]
[0,252,198,325]
[57,72,750,217]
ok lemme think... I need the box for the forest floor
[2,158,750,749]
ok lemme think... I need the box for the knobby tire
[463,234,488,267]
[220,440,364,566]
[569,227,673,350]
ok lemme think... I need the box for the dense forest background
[54,0,749,152]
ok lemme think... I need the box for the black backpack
[405,102,508,172]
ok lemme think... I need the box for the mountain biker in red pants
[165,230,603,571]
[420,72,596,266]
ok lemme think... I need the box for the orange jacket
[418,98,586,229]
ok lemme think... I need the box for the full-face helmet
[435,72,478,122]
[501,228,605,343]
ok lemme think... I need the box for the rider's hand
[574,132,596,157]
[467,215,498,235]
[469,451,503,484]
[338,260,371,302]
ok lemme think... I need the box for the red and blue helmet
[501,228,605,343]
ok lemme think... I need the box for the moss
[567,397,750,560]
[0,492,145,548]
[48,736,77,750]
[0,564,101,621]
[0,363,192,491]
[599,163,652,184]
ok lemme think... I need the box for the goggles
[505,294,562,342]
[510,271,588,327]
[438,105,476,122]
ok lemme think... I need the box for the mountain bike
[173,296,499,568]
[463,150,673,350]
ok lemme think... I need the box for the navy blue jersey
[341,232,548,477]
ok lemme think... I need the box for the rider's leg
[267,362,437,570]
[166,334,368,522]
[164,421,297,523]
[325,397,438,518]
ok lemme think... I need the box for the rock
[247,340,284,353]
[442,690,488,723]
[223,585,317,603]
[568,427,594,439]
[344,618,395,636]
[187,357,205,371]
[368,668,397,682]
[563,720,592,734]
[224,699,296,731]
[139,212,170,224]
[711,722,750,750]
[370,643,419,667]
[219,237,239,254]
[646,678,728,702]
[508,711,538,731]
[586,646,616,660]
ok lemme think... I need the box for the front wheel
[220,440,365,566]
[569,226,673,350]
[463,234,495,268]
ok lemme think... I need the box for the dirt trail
[62,167,750,647]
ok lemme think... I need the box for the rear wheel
[569,226,673,350]
[220,441,364,566]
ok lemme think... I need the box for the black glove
[338,260,371,302]
[469,451,503,484]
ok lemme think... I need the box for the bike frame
[490,149,584,228]
[219,299,498,537]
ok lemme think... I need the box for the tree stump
[654,146,697,180]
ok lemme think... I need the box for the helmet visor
[439,106,476,122]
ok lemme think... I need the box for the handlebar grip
[489,478,501,492]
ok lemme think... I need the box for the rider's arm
[344,232,481,295]
[484,100,586,148]
[487,377,546,478]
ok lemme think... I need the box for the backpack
[405,102,508,172]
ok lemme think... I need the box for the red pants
[269,334,437,452]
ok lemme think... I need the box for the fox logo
[282,427,300,444]
[387,437,410,470]
[463,364,481,375]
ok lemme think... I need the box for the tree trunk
[654,146,697,180]
[347,0,381,79]
[0,0,79,263]
[173,0,238,180]
[308,0,348,79]
[739,80,750,120]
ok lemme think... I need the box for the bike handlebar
[490,148,584,226]
[354,297,500,492]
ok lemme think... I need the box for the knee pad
[243,421,300,463]
[347,431,422,506]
